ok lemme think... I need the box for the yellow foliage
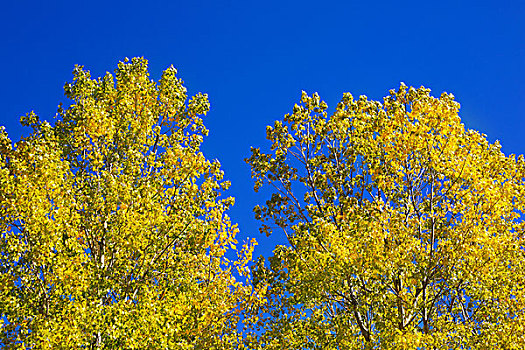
[246,84,525,348]
[0,58,258,348]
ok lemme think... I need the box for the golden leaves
[246,85,525,348]
[1,58,257,348]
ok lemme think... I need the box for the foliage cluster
[1,58,258,348]
[246,86,525,349]
[1,58,524,349]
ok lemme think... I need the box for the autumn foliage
[0,58,257,348]
[1,58,524,348]
[245,86,525,348]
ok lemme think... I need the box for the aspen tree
[246,85,525,349]
[0,58,257,349]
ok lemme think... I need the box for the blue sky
[1,0,523,257]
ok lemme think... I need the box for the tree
[0,57,257,349]
[246,85,525,349]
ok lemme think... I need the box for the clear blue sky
[1,0,523,257]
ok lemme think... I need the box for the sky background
[1,0,524,257]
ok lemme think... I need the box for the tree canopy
[1,58,524,349]
[246,85,525,348]
[0,58,257,348]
